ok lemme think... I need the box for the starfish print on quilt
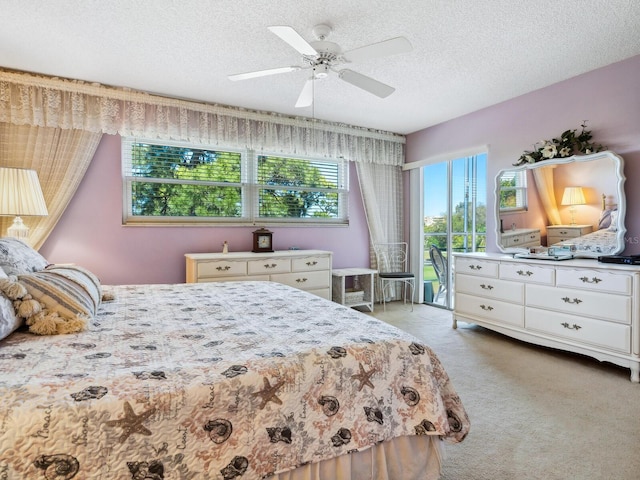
[104,401,156,443]
[351,362,376,391]
[252,377,285,409]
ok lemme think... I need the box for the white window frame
[499,169,528,213]
[121,137,349,226]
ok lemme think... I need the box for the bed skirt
[275,435,444,480]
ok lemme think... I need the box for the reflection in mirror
[495,151,626,258]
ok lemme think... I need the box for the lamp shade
[0,167,48,216]
[561,186,586,206]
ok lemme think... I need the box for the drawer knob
[579,276,602,284]
[306,261,318,266]
[469,265,482,271]
[480,304,493,311]
[561,297,583,305]
[296,277,308,283]
[516,270,533,277]
[480,284,494,290]
[561,322,582,331]
[216,265,231,271]
[263,263,277,269]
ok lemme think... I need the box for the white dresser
[185,250,332,300]
[453,253,640,382]
[500,228,541,248]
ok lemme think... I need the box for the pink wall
[40,135,372,284]
[406,54,640,254]
[39,54,640,284]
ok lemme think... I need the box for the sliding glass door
[422,154,487,308]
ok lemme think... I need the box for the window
[122,138,348,225]
[499,170,528,212]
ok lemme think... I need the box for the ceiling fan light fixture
[313,64,329,79]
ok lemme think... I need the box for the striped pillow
[18,265,102,334]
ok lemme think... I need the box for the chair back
[429,244,447,284]
[374,242,409,274]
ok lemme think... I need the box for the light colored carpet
[366,302,640,480]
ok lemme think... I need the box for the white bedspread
[0,281,468,479]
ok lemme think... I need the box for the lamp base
[7,216,30,241]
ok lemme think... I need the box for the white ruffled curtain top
[0,70,404,166]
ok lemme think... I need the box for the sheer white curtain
[0,68,405,250]
[356,162,404,300]
[0,123,102,248]
[0,69,404,166]
[532,165,561,225]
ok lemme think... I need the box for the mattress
[0,280,468,479]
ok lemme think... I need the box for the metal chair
[374,242,415,311]
[429,244,447,304]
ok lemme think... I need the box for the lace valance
[0,69,404,166]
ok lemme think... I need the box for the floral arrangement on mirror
[514,122,607,166]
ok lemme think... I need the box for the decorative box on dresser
[453,253,640,382]
[185,250,332,300]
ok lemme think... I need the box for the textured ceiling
[2,0,640,134]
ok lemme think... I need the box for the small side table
[331,268,377,312]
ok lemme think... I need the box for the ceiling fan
[228,24,412,108]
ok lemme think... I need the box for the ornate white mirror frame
[495,150,626,258]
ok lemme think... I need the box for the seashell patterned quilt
[0,281,469,479]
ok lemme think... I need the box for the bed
[0,239,469,480]
[550,206,619,255]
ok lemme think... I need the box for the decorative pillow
[0,289,21,341]
[0,237,48,276]
[607,210,619,232]
[8,265,103,335]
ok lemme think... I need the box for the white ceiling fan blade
[268,26,317,56]
[342,37,412,63]
[338,69,395,98]
[228,66,301,81]
[295,78,314,108]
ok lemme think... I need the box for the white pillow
[0,237,48,276]
[607,210,619,232]
[0,268,22,340]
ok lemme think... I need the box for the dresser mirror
[495,150,626,258]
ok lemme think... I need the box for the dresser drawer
[526,284,632,324]
[307,287,331,300]
[455,274,524,303]
[455,257,499,278]
[248,258,291,275]
[526,307,631,353]
[455,293,524,327]
[196,275,269,283]
[555,268,633,295]
[502,230,541,247]
[198,259,247,278]
[271,270,330,290]
[292,254,331,272]
[499,262,555,285]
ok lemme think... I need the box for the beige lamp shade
[560,186,585,225]
[0,167,48,240]
[561,186,586,206]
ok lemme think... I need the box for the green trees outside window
[123,140,348,224]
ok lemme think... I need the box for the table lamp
[0,167,48,241]
[561,186,585,225]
